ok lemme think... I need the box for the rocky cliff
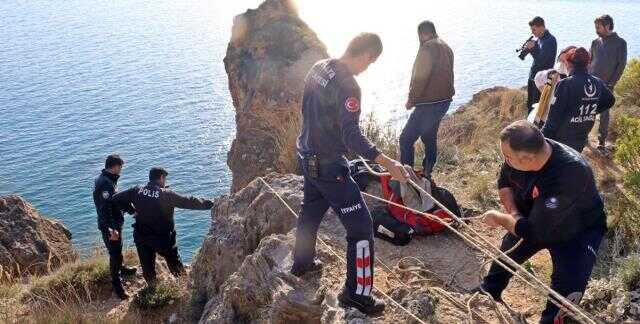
[224,0,328,192]
[0,195,76,279]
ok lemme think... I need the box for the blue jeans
[399,100,451,177]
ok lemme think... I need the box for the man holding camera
[521,16,557,115]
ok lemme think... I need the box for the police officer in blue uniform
[292,33,409,316]
[542,47,615,152]
[92,154,136,299]
[479,121,606,324]
[111,167,213,285]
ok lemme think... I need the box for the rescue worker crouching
[111,167,214,286]
[542,47,615,152]
[92,154,137,300]
[292,33,410,316]
[478,121,606,324]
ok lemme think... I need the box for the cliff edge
[225,0,328,192]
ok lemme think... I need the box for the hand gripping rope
[356,156,598,324]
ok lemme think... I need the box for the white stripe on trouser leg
[355,240,372,296]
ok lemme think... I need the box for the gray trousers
[598,110,610,146]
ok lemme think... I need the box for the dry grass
[27,306,115,324]
[24,248,141,305]
[467,173,499,210]
[0,249,146,323]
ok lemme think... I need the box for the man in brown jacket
[400,20,454,178]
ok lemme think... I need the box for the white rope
[357,157,597,324]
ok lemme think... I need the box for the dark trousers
[597,109,610,146]
[597,84,614,146]
[293,157,375,296]
[100,226,124,288]
[527,79,541,115]
[399,100,451,177]
[481,227,604,324]
[133,229,184,284]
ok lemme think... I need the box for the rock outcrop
[0,195,76,279]
[224,0,328,192]
[190,173,303,306]
[197,234,325,323]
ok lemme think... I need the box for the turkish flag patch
[344,97,360,112]
[532,186,540,199]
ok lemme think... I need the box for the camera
[516,36,534,60]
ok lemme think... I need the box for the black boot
[290,259,324,277]
[338,289,386,316]
[113,279,129,300]
[120,266,137,276]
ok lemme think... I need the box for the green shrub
[362,112,400,160]
[615,255,640,291]
[133,281,182,310]
[608,116,640,248]
[615,58,640,107]
[614,116,640,195]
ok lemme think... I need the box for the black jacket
[542,68,615,152]
[498,140,606,245]
[529,30,557,80]
[111,182,213,238]
[93,170,132,231]
[296,59,380,162]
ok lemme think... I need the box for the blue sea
[1,0,638,261]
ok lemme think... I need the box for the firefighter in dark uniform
[542,47,615,152]
[479,121,606,324]
[111,167,213,285]
[92,154,137,299]
[292,33,409,316]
